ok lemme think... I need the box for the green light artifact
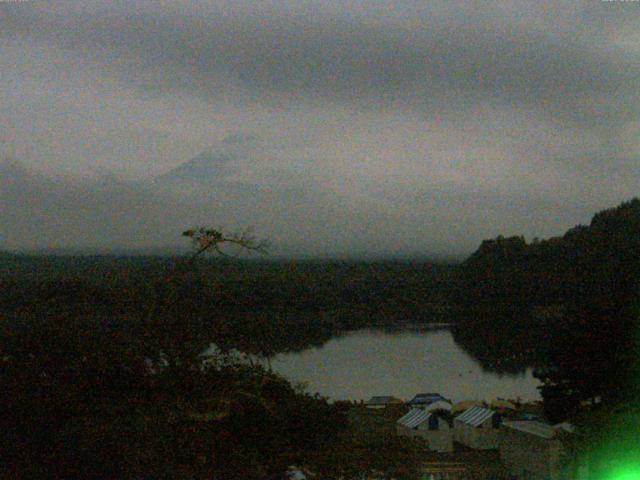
[607,465,640,480]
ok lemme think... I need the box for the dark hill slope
[459,198,640,313]
[454,198,640,418]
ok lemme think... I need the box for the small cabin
[453,406,502,450]
[364,396,404,409]
[396,408,453,452]
[500,421,575,480]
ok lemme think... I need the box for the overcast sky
[1,1,639,256]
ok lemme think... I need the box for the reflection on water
[272,328,540,402]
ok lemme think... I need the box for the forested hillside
[454,198,640,421]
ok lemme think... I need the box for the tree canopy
[454,198,640,471]
[0,228,423,479]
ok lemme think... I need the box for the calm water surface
[272,328,540,402]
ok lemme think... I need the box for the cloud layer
[1,1,638,256]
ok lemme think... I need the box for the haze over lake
[273,328,541,402]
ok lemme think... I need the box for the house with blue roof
[407,392,448,408]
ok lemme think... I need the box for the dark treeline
[453,198,640,427]
[1,256,458,355]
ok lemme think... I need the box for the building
[396,408,453,452]
[408,393,449,408]
[364,396,404,409]
[453,406,502,450]
[500,421,575,480]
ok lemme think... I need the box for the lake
[272,328,541,403]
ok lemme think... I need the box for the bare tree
[181,227,269,261]
[141,227,268,366]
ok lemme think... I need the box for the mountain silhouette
[155,150,235,184]
[154,134,260,186]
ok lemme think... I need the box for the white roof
[503,421,574,439]
[502,421,556,439]
[423,400,453,412]
[397,408,433,429]
[455,406,496,427]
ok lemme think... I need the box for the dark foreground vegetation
[1,234,436,479]
[1,198,639,477]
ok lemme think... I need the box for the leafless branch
[182,227,269,262]
[141,227,268,338]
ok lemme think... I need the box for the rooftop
[502,421,574,439]
[397,408,433,429]
[423,399,453,412]
[409,393,447,405]
[455,406,496,427]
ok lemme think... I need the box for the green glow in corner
[577,406,640,480]
[607,465,640,480]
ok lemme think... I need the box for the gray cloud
[5,1,637,122]
[0,1,638,256]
